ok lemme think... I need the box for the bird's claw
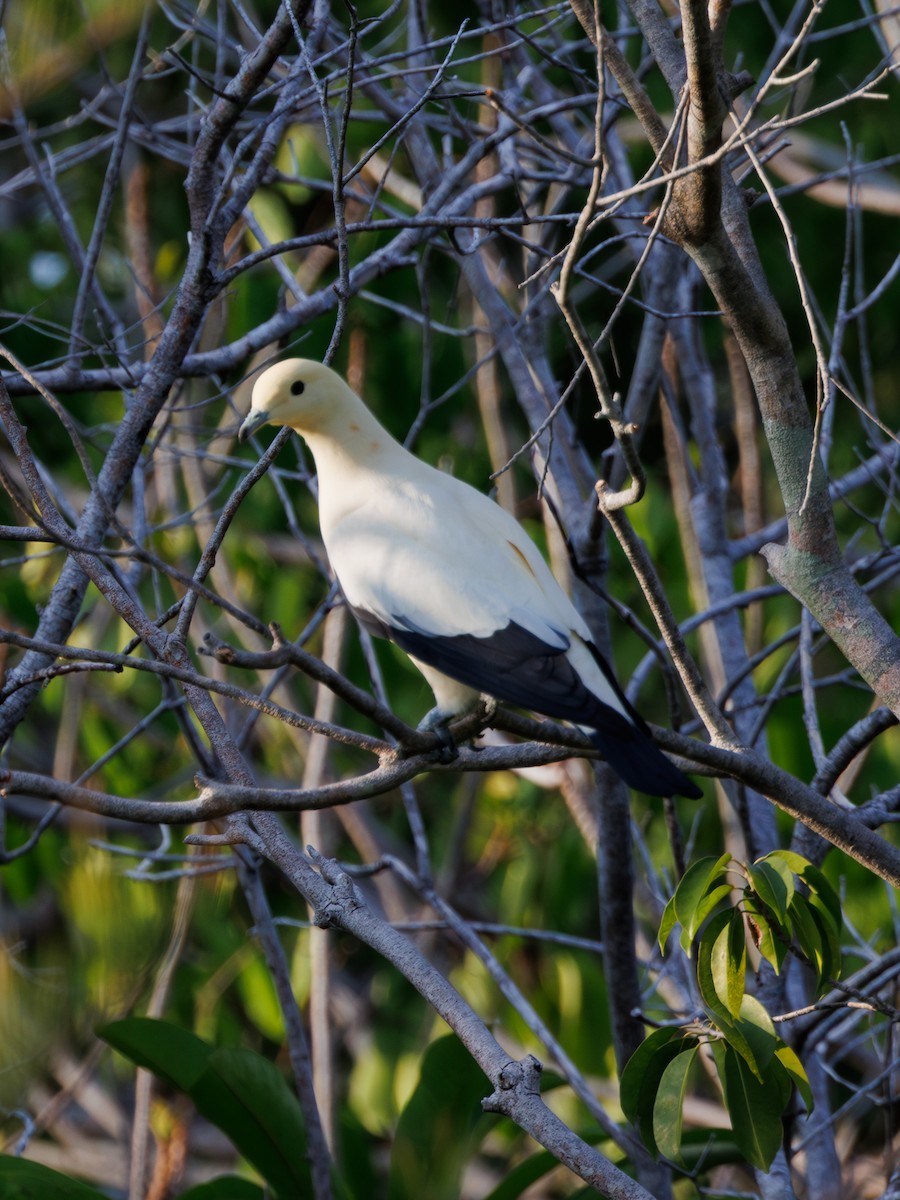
[417,707,458,763]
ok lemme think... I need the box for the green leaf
[673,855,733,951]
[709,911,744,1020]
[774,1044,814,1114]
[697,910,734,1026]
[766,852,843,934]
[756,852,796,895]
[799,889,842,985]
[99,1016,212,1092]
[807,900,841,986]
[804,885,841,942]
[652,1045,698,1162]
[677,1128,745,1170]
[620,1027,684,1123]
[789,894,839,988]
[679,884,733,956]
[620,1028,696,1156]
[0,1158,107,1200]
[742,897,790,974]
[763,849,809,874]
[708,1035,728,1079]
[719,1045,785,1171]
[770,851,842,988]
[702,990,777,1081]
[736,994,778,1073]
[481,1151,558,1200]
[100,1018,311,1200]
[658,894,677,954]
[176,1179,266,1200]
[799,863,843,936]
[748,860,792,925]
[673,857,732,927]
[388,1034,492,1200]
[191,1048,312,1200]
[788,894,822,972]
[337,1110,379,1200]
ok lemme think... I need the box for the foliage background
[0,0,898,1197]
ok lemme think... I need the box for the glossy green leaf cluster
[100,1017,311,1198]
[622,851,842,1171]
[1,1027,504,1200]
[0,1156,264,1200]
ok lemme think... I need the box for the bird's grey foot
[463,697,498,753]
[417,707,458,762]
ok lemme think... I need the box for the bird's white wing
[323,467,575,647]
[321,464,638,730]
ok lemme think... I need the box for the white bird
[239,359,701,798]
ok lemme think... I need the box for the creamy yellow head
[238,358,353,441]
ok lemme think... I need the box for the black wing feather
[353,607,701,798]
[389,617,637,736]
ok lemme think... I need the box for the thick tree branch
[252,832,657,1200]
[617,0,900,718]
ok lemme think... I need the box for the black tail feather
[588,729,702,799]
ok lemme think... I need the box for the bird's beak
[238,408,270,442]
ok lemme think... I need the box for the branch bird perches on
[239,359,701,799]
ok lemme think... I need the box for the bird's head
[238,359,347,442]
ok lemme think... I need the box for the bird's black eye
[290,380,305,396]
